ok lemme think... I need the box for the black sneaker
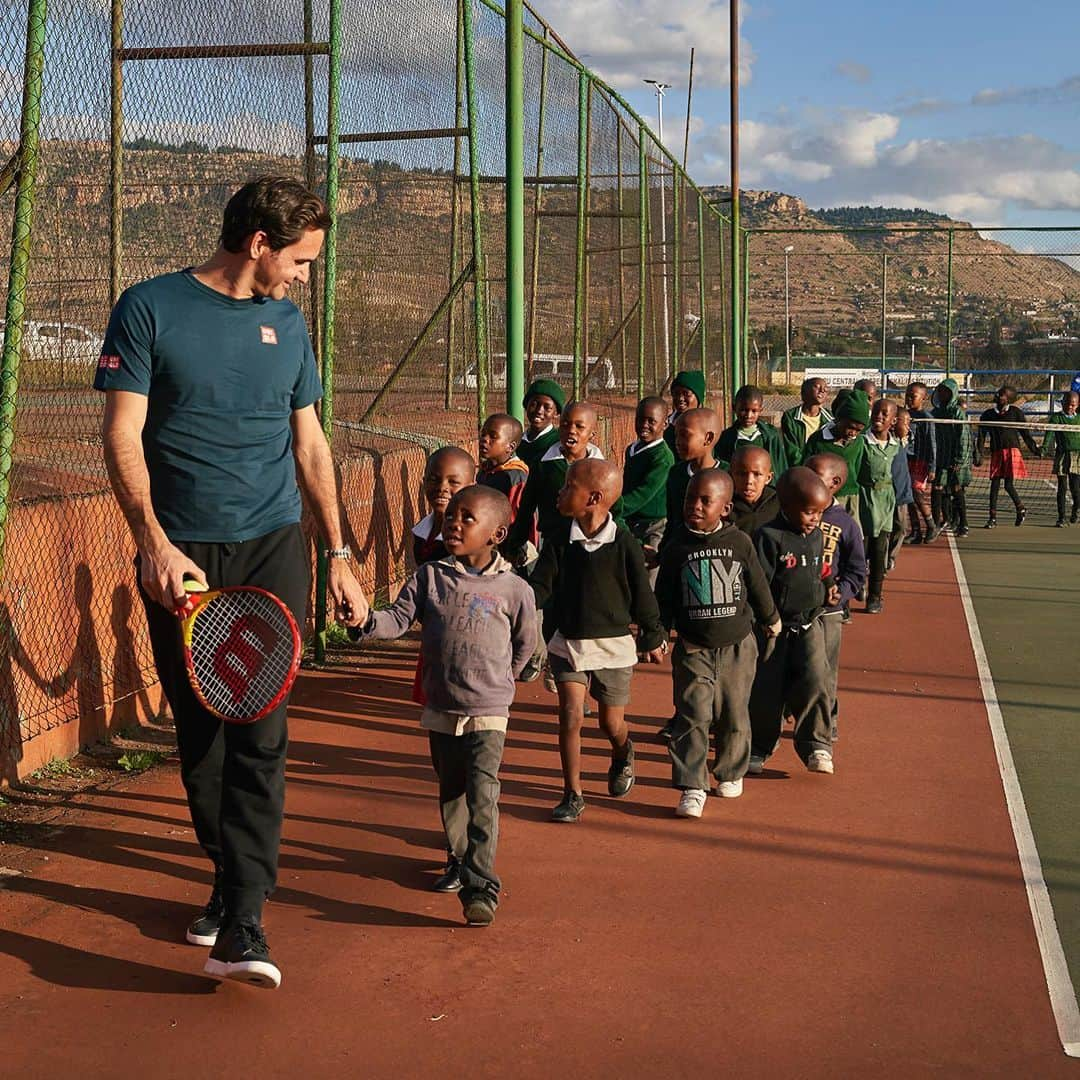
[1072,507,1079,524]
[185,880,225,946]
[658,715,675,742]
[903,533,922,545]
[886,556,896,573]
[984,517,997,529]
[1056,518,1067,528]
[462,894,496,926]
[840,605,852,625]
[204,918,281,989]
[607,740,635,798]
[551,790,585,822]
[866,598,883,614]
[519,656,544,683]
[432,857,462,893]
[956,526,970,537]
[1015,507,1027,527]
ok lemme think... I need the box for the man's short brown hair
[220,175,332,253]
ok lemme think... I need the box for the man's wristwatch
[326,545,352,561]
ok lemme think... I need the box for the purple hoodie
[820,501,866,612]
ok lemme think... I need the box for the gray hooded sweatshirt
[362,554,537,718]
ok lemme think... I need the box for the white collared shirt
[411,511,442,542]
[540,442,605,464]
[521,423,554,443]
[628,436,666,457]
[569,513,618,551]
[736,425,762,442]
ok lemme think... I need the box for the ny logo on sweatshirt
[682,555,742,619]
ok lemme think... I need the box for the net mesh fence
[0,0,731,767]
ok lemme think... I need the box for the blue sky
[542,0,1080,226]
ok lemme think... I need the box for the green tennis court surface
[954,521,1080,1015]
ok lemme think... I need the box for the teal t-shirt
[95,270,323,542]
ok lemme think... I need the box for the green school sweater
[620,438,677,524]
[507,443,604,552]
[805,423,866,498]
[517,426,560,472]
[715,421,788,475]
[781,404,832,467]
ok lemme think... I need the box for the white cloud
[687,110,1080,222]
[537,0,752,90]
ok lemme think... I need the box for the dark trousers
[822,613,843,737]
[668,635,758,789]
[1057,474,1080,519]
[866,530,890,603]
[749,621,831,763]
[138,523,309,921]
[989,477,1022,515]
[428,729,504,904]
[934,485,967,530]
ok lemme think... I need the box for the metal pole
[445,0,465,409]
[945,227,954,376]
[504,0,525,421]
[729,0,742,389]
[109,0,123,308]
[880,251,888,389]
[572,70,589,399]
[742,229,750,375]
[697,193,707,380]
[616,123,627,393]
[784,246,791,385]
[527,32,549,378]
[313,0,341,662]
[645,80,671,380]
[303,0,321,366]
[462,0,488,417]
[637,129,647,396]
[682,48,694,171]
[717,215,728,412]
[0,0,48,572]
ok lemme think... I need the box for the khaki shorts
[548,652,633,706]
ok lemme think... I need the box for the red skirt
[989,447,1027,479]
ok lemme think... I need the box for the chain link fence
[0,0,733,776]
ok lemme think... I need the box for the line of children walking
[347,371,1053,927]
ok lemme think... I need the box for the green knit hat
[523,378,565,414]
[833,388,870,427]
[671,369,706,407]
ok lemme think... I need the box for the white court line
[948,534,1080,1057]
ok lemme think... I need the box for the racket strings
[190,591,297,719]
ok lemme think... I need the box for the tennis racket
[178,581,302,724]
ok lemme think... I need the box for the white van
[462,352,617,392]
[4,320,100,364]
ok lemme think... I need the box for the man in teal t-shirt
[96,177,368,991]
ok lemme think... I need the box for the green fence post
[573,69,588,399]
[672,173,681,364]
[109,0,123,308]
[637,128,647,396]
[945,228,954,376]
[0,0,48,574]
[697,192,707,380]
[462,0,488,419]
[504,0,525,422]
[718,216,728,412]
[526,31,549,383]
[731,216,742,391]
[741,229,750,384]
[313,0,341,663]
[445,0,465,409]
[616,123,627,394]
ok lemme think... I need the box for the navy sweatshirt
[820,502,866,613]
[730,485,780,536]
[754,515,831,627]
[656,522,778,648]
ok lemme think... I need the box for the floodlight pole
[645,78,671,380]
[730,0,742,389]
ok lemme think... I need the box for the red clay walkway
[0,542,1075,1077]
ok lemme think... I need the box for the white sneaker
[747,755,765,775]
[807,750,834,774]
[675,789,707,818]
[717,778,743,798]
